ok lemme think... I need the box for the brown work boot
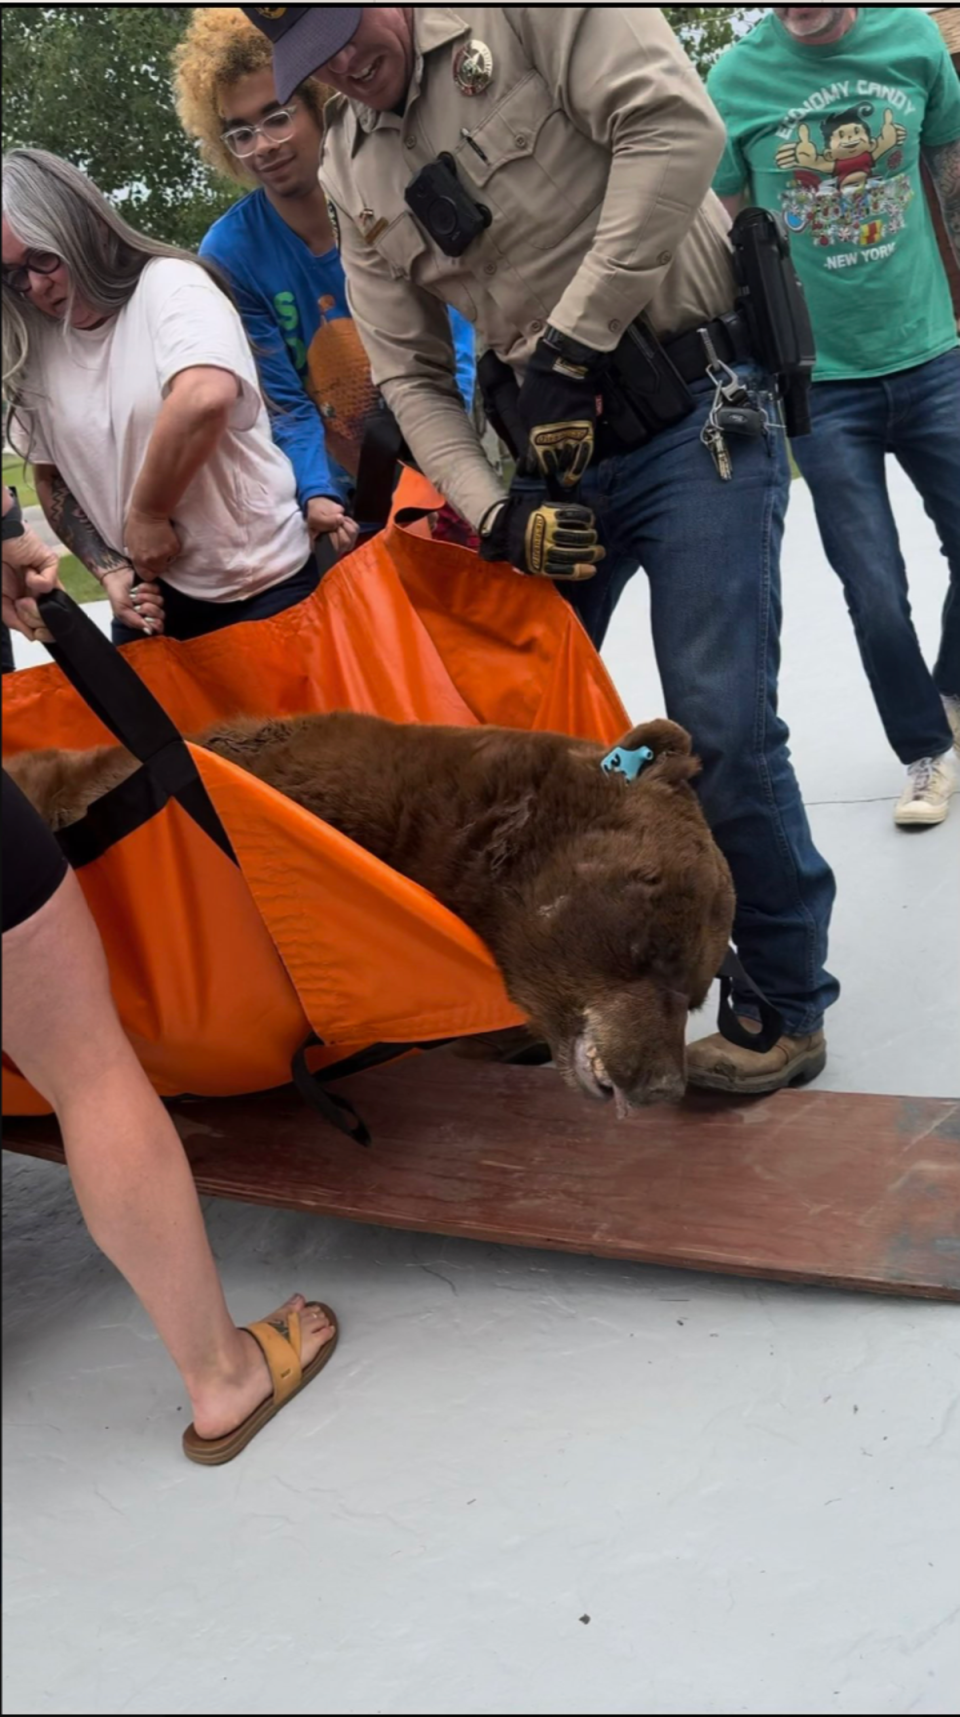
[686,1019,827,1096]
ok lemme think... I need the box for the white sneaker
[943,695,960,754]
[894,751,957,826]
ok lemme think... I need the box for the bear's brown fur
[6,712,735,1111]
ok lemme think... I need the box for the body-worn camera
[404,153,491,257]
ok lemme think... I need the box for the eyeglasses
[221,103,301,159]
[1,250,63,297]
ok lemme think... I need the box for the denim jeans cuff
[731,1000,825,1038]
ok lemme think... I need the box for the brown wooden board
[4,1057,959,1300]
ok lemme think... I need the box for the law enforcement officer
[241,4,838,1095]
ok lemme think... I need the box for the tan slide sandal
[182,1301,339,1466]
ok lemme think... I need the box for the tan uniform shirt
[321,6,736,528]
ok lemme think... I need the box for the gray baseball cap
[239,7,362,103]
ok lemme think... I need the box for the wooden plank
[4,1057,958,1300]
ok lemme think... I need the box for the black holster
[477,321,696,468]
[597,318,696,456]
[729,206,816,437]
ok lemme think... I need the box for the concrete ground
[3,463,959,1716]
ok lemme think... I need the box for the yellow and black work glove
[478,482,604,582]
[515,328,604,490]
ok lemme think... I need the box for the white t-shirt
[12,257,310,602]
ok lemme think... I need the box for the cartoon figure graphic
[775,103,907,196]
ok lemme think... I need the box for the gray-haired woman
[2,148,351,644]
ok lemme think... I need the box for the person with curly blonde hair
[173,6,474,548]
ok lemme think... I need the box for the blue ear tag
[601,744,654,780]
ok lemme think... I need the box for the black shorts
[2,769,69,935]
[110,555,321,646]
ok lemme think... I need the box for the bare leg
[2,868,334,1439]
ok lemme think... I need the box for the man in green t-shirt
[708,6,960,828]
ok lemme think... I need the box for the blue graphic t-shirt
[200,188,476,508]
[708,7,960,380]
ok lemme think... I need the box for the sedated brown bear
[6,711,735,1114]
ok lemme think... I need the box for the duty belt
[660,308,753,384]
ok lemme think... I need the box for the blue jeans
[791,348,960,764]
[566,373,838,1036]
[111,555,319,646]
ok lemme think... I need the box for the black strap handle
[291,1033,464,1145]
[477,348,524,462]
[352,405,406,532]
[313,534,339,579]
[716,946,784,1054]
[291,1033,373,1146]
[36,590,234,861]
[39,591,184,767]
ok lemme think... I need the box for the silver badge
[325,197,341,250]
[453,39,494,97]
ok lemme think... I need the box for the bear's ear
[617,718,691,759]
[611,719,701,788]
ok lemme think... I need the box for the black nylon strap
[36,591,235,863]
[290,1033,466,1144]
[313,534,339,579]
[57,764,166,870]
[352,405,406,531]
[291,1033,373,1146]
[716,946,785,1054]
[40,591,185,766]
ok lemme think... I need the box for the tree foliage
[1,5,238,251]
[664,6,755,78]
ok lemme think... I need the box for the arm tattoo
[46,471,129,581]
[925,138,960,266]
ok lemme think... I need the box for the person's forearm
[925,139,960,266]
[380,376,506,532]
[550,115,727,349]
[130,370,235,518]
[269,404,339,513]
[519,7,727,350]
[36,466,130,583]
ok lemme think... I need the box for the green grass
[2,451,39,509]
[2,454,102,604]
[57,555,104,606]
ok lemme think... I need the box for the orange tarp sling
[2,514,629,1119]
